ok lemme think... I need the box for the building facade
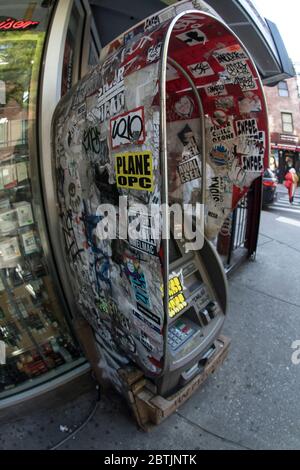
[264,76,300,182]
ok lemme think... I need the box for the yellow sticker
[114,151,153,191]
[168,274,187,318]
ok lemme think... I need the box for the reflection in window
[0,2,82,399]
[278,81,289,97]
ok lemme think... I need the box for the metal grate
[232,194,248,250]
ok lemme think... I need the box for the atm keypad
[168,320,195,351]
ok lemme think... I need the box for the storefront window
[0,1,83,399]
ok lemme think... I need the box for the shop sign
[0,17,39,31]
[280,134,298,144]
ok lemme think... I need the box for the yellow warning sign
[114,151,153,191]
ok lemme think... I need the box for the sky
[252,0,300,63]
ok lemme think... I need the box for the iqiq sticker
[176,28,207,46]
[110,107,145,149]
[115,151,153,191]
[178,156,201,183]
[188,61,214,78]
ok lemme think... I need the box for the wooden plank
[132,335,230,428]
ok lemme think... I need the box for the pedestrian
[284,168,299,203]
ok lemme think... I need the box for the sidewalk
[1,209,300,450]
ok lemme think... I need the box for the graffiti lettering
[111,107,145,148]
[178,157,201,183]
[144,15,160,31]
[234,75,257,91]
[215,50,247,64]
[225,61,251,78]
[236,119,258,137]
[62,210,84,262]
[188,61,214,78]
[147,42,162,63]
[210,122,235,144]
[209,177,225,203]
[205,83,227,97]
[83,127,101,153]
[242,154,263,171]
[96,92,125,123]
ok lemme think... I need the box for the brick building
[264,76,300,182]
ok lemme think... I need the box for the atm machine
[51,4,269,404]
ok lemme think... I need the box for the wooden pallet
[118,335,231,431]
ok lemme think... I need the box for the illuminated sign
[0,18,39,31]
[168,274,187,318]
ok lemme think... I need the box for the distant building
[264,75,300,182]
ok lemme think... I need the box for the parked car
[262,168,278,205]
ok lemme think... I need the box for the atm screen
[169,236,182,264]
[185,271,203,293]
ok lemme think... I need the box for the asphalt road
[263,185,300,222]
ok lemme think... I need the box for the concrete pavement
[1,206,300,450]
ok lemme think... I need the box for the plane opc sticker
[114,151,153,191]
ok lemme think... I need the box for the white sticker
[110,107,145,149]
[146,42,162,63]
[214,45,247,64]
[205,83,227,97]
[188,61,214,78]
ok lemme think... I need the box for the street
[264,184,300,222]
[0,195,300,450]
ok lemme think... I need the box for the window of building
[281,112,294,133]
[278,81,289,96]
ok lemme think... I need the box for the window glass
[281,112,293,133]
[0,1,83,399]
[278,81,289,97]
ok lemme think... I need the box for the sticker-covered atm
[52,4,269,401]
